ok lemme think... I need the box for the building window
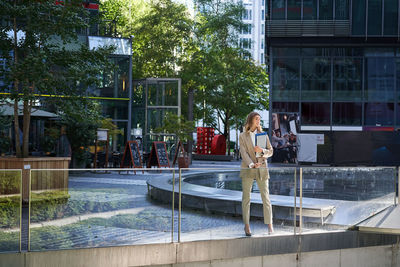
[262,0,264,7]
[261,39,264,49]
[366,57,395,102]
[243,9,252,20]
[333,58,362,101]
[301,58,331,101]
[261,10,265,20]
[301,102,330,125]
[319,0,333,20]
[240,38,252,49]
[364,103,394,126]
[261,53,264,64]
[272,102,299,112]
[352,0,366,35]
[272,0,285,19]
[272,58,300,101]
[384,0,398,35]
[261,24,264,34]
[368,0,382,35]
[303,0,318,20]
[241,24,252,34]
[335,0,349,19]
[333,102,362,125]
[287,0,301,20]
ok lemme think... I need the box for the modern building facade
[267,0,400,165]
[239,0,266,65]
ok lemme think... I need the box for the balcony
[266,20,350,37]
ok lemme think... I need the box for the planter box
[0,157,70,201]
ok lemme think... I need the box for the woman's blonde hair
[244,111,262,133]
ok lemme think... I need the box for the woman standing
[239,111,274,236]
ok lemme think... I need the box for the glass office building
[266,0,400,165]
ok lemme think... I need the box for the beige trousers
[241,175,272,225]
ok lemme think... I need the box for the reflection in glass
[301,102,330,125]
[384,0,398,35]
[303,0,317,20]
[287,0,301,20]
[319,0,333,20]
[335,0,349,19]
[271,0,285,19]
[332,102,362,125]
[366,58,395,102]
[368,0,382,35]
[364,103,394,126]
[352,0,366,35]
[333,58,362,101]
[272,102,299,113]
[272,58,300,101]
[148,81,179,107]
[98,99,129,120]
[302,58,331,101]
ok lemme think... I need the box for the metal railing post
[19,170,22,252]
[398,167,400,206]
[299,167,303,235]
[294,168,297,235]
[28,169,31,252]
[178,168,182,242]
[171,170,175,242]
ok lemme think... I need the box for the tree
[0,0,113,157]
[130,0,193,78]
[186,0,269,154]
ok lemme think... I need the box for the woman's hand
[254,146,263,153]
[253,163,262,168]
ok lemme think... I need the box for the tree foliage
[0,0,114,157]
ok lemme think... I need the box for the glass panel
[287,0,301,20]
[92,57,130,99]
[148,82,178,107]
[332,47,363,57]
[301,102,330,125]
[272,47,301,57]
[368,0,382,35]
[397,58,400,102]
[319,0,333,20]
[365,58,395,102]
[332,102,362,125]
[333,58,362,101]
[303,0,318,20]
[301,58,331,101]
[364,103,394,126]
[180,167,299,241]
[271,0,286,19]
[98,99,129,120]
[133,80,145,106]
[29,169,176,251]
[335,0,349,19]
[302,47,331,57]
[147,108,178,133]
[0,170,21,252]
[384,0,398,35]
[272,58,300,101]
[352,0,366,35]
[301,167,395,231]
[272,102,299,112]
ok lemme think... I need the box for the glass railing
[0,170,22,252]
[29,168,176,251]
[0,165,398,252]
[300,166,397,233]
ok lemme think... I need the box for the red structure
[211,135,226,155]
[196,127,214,154]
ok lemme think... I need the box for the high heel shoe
[244,226,252,237]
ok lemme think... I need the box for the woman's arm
[239,134,254,167]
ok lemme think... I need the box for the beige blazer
[239,131,273,180]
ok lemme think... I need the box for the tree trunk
[22,100,31,158]
[187,88,194,164]
[14,100,21,157]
